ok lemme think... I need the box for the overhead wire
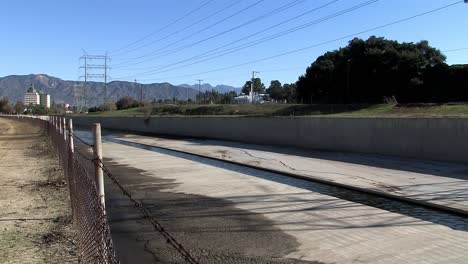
[113,0,244,58]
[112,0,463,83]
[112,0,267,65]
[112,0,307,68]
[114,0,341,71]
[110,0,215,56]
[115,0,379,79]
[443,47,468,52]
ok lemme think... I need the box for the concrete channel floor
[114,135,468,214]
[101,141,468,264]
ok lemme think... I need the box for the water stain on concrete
[103,158,323,264]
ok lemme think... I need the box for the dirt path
[0,118,77,263]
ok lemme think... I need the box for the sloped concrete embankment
[72,116,468,164]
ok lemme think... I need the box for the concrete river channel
[74,128,468,233]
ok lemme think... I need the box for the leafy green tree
[31,104,49,115]
[196,90,238,104]
[116,96,139,110]
[14,101,25,114]
[267,80,284,101]
[242,78,265,95]
[0,97,9,113]
[283,83,297,103]
[296,36,447,103]
[98,102,117,111]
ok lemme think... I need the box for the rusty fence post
[93,123,105,209]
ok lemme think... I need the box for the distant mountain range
[0,74,240,107]
[179,83,242,94]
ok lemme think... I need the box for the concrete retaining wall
[72,116,468,164]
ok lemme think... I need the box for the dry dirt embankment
[0,118,77,263]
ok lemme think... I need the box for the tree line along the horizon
[1,36,467,114]
[242,36,468,104]
[0,97,70,115]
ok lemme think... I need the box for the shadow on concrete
[103,158,323,264]
[104,138,468,234]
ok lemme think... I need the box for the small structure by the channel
[24,84,51,108]
[234,93,271,104]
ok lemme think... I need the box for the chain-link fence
[6,115,200,264]
[47,117,119,263]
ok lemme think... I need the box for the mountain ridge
[179,83,241,94]
[0,74,239,107]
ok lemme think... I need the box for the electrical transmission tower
[79,52,111,107]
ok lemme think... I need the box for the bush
[151,105,184,115]
[185,106,223,115]
[116,97,140,110]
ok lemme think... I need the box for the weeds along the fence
[0,115,118,262]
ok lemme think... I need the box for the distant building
[234,93,271,104]
[39,93,51,108]
[24,84,51,108]
[24,85,40,106]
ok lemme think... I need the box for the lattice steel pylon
[79,51,111,107]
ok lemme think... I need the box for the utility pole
[140,82,143,103]
[104,53,108,104]
[84,56,88,109]
[134,79,143,103]
[250,71,259,104]
[197,79,203,104]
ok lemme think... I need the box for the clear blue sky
[1,0,467,87]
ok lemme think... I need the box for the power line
[112,0,463,83]
[112,0,266,66]
[113,0,244,58]
[116,0,378,79]
[110,0,215,56]
[443,47,468,52]
[115,0,341,71]
[112,0,306,68]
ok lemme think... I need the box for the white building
[24,85,51,108]
[24,87,40,106]
[234,93,271,104]
[40,93,51,108]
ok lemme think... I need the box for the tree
[0,97,9,113]
[96,101,117,112]
[31,104,49,115]
[241,78,265,95]
[283,83,297,103]
[267,80,284,101]
[14,101,24,114]
[195,90,237,104]
[296,36,447,103]
[116,96,139,110]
